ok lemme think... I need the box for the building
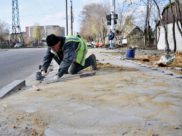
[156,2,182,51]
[26,25,65,39]
[117,26,144,46]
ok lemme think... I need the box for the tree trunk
[145,0,149,46]
[169,0,177,52]
[175,0,182,36]
[156,26,160,46]
[175,0,182,29]
[153,0,170,51]
[147,21,151,46]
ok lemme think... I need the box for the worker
[41,34,97,83]
[108,29,114,49]
[76,32,81,38]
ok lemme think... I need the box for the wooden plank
[31,85,40,91]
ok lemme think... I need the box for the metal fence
[0,43,10,48]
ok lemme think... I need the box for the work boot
[90,54,97,70]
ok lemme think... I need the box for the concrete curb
[0,80,25,99]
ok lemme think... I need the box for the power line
[31,0,48,15]
[0,11,65,19]
[43,0,55,13]
[51,0,62,12]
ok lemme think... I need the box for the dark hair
[46,34,60,46]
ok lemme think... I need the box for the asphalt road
[0,48,47,89]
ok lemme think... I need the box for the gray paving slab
[174,67,182,71]
[0,80,25,98]
[0,49,182,135]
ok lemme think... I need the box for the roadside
[0,48,182,135]
[105,48,182,75]
[0,48,47,89]
[0,45,47,50]
[0,49,8,52]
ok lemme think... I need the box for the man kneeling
[41,34,97,83]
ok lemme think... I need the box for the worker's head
[46,34,61,52]
[77,32,79,35]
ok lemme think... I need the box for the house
[156,2,182,51]
[120,26,144,46]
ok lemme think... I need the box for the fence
[0,43,10,48]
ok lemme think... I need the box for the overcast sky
[0,0,168,35]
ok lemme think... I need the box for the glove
[41,71,47,77]
[44,76,60,84]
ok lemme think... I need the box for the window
[163,16,165,21]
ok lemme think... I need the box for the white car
[14,43,22,48]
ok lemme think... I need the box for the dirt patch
[84,62,138,72]
[0,105,48,136]
[105,51,182,75]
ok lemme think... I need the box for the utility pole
[12,0,24,45]
[110,0,115,47]
[70,0,73,35]
[66,0,68,36]
[110,0,115,32]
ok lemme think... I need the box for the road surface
[0,48,47,89]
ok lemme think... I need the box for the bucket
[126,49,135,58]
[36,72,42,80]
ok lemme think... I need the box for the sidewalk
[0,49,182,136]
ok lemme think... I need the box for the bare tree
[116,1,136,41]
[174,0,182,36]
[80,2,109,44]
[153,0,170,51]
[154,19,160,46]
[0,21,9,43]
[169,0,177,52]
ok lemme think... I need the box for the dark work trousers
[68,55,94,74]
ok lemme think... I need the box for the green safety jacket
[63,36,88,66]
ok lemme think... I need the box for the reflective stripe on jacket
[63,36,87,66]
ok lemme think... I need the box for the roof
[123,26,143,38]
[161,1,181,15]
[156,1,182,26]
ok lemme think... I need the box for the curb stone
[165,67,174,70]
[0,80,25,99]
[174,67,182,71]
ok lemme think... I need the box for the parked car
[14,43,22,48]
[87,42,96,48]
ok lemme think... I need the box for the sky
[0,0,168,36]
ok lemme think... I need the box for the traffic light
[106,14,111,25]
[106,14,118,25]
[114,14,118,19]
[114,14,118,25]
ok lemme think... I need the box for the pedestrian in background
[76,32,81,38]
[108,29,114,49]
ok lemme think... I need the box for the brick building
[25,25,65,38]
